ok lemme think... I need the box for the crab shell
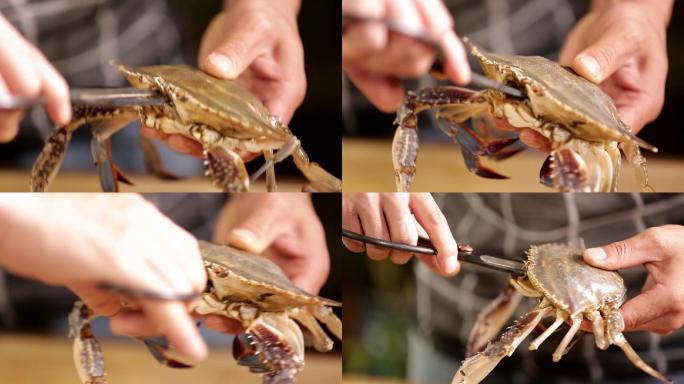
[196,241,342,383]
[525,243,626,316]
[454,243,671,384]
[470,46,655,152]
[117,64,292,151]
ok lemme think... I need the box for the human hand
[0,194,208,362]
[342,0,471,112]
[204,193,329,334]
[512,0,672,152]
[142,0,304,159]
[342,193,460,276]
[583,225,684,335]
[0,14,71,142]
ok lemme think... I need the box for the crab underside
[452,243,670,384]
[68,242,342,384]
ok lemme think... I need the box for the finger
[345,65,404,112]
[361,35,434,78]
[415,0,470,84]
[110,310,159,337]
[381,193,418,264]
[583,228,662,270]
[355,194,391,261]
[204,315,244,334]
[341,197,366,252]
[167,134,204,158]
[34,52,71,125]
[139,300,207,363]
[0,22,41,98]
[571,24,643,84]
[409,193,459,276]
[226,197,290,254]
[203,15,271,79]
[620,284,673,332]
[69,284,123,316]
[342,0,388,60]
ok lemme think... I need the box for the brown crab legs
[393,86,520,192]
[453,276,670,384]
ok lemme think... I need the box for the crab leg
[262,149,277,192]
[90,112,139,191]
[30,105,138,192]
[529,309,565,350]
[438,119,517,179]
[393,86,477,191]
[621,141,655,192]
[604,308,671,383]
[309,304,342,341]
[452,305,551,384]
[552,314,582,362]
[287,307,334,352]
[68,302,106,384]
[586,310,608,350]
[138,134,180,181]
[466,284,522,356]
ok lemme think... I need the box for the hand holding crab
[510,0,672,152]
[584,224,684,336]
[143,0,306,156]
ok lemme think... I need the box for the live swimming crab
[69,241,342,384]
[452,243,669,383]
[393,40,657,192]
[32,63,341,192]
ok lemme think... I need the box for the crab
[393,39,657,192]
[31,62,341,192]
[452,243,670,383]
[69,241,342,384]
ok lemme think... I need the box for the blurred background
[0,193,342,383]
[0,0,341,191]
[343,0,684,192]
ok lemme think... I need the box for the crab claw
[242,312,305,384]
[91,137,134,192]
[68,301,107,384]
[204,146,250,192]
[31,126,72,192]
[451,123,514,179]
[540,149,588,191]
[141,336,193,368]
[466,285,522,357]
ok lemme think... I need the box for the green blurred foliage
[343,248,416,378]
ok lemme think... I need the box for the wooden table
[0,170,305,192]
[0,334,341,383]
[343,138,684,192]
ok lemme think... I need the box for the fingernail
[585,247,607,262]
[229,228,261,250]
[444,256,459,274]
[578,55,601,81]
[207,53,233,77]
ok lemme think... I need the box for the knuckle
[643,227,668,252]
[424,210,447,227]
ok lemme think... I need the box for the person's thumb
[226,203,285,255]
[202,16,269,80]
[571,25,641,84]
[583,230,657,270]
